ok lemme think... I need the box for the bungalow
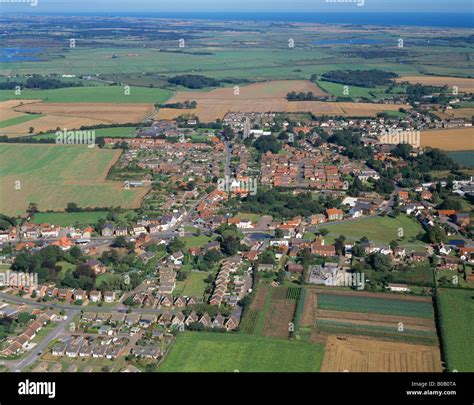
[212,314,226,329]
[171,312,185,327]
[199,313,212,327]
[439,256,460,270]
[173,296,186,307]
[185,311,199,326]
[386,283,411,293]
[160,294,173,307]
[224,315,239,331]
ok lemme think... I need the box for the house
[104,291,116,303]
[160,294,173,307]
[51,236,73,251]
[454,213,470,227]
[311,243,336,257]
[287,263,303,274]
[257,263,274,272]
[199,313,212,327]
[224,315,239,331]
[326,208,343,221]
[101,224,114,237]
[132,224,147,236]
[439,256,460,270]
[410,252,428,263]
[86,259,107,275]
[73,289,87,302]
[171,312,185,327]
[212,314,225,329]
[185,311,199,326]
[173,296,186,308]
[398,191,409,202]
[114,227,128,237]
[310,214,327,225]
[170,251,184,265]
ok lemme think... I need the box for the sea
[46,12,474,29]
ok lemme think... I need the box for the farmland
[317,291,434,319]
[0,144,147,215]
[0,86,172,104]
[159,332,325,372]
[396,75,474,93]
[436,288,474,372]
[321,335,442,372]
[2,102,154,137]
[156,80,405,122]
[420,128,474,151]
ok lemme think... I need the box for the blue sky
[2,0,473,13]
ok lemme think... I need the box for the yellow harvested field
[2,102,154,137]
[421,127,474,151]
[0,99,40,121]
[396,76,474,93]
[156,80,404,121]
[435,108,474,120]
[321,336,442,372]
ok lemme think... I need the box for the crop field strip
[321,336,442,372]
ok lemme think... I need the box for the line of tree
[0,75,84,90]
[168,74,220,89]
[320,69,398,88]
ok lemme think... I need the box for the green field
[159,332,325,372]
[0,86,172,104]
[179,234,214,249]
[322,215,426,249]
[436,288,474,372]
[31,211,109,226]
[0,114,42,129]
[179,271,210,297]
[0,143,146,215]
[316,319,438,345]
[318,292,434,319]
[446,151,474,168]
